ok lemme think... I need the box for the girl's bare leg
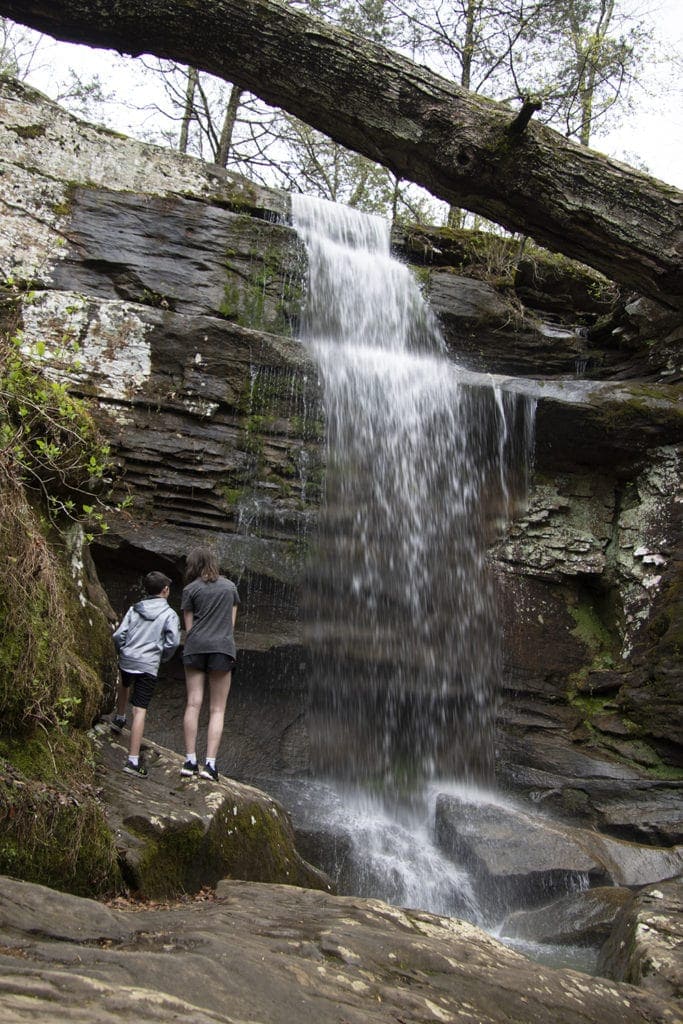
[206,671,232,760]
[183,668,205,756]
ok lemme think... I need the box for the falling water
[290,194,534,916]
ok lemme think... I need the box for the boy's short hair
[143,571,172,596]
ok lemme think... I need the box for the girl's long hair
[185,546,220,583]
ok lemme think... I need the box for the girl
[180,546,240,780]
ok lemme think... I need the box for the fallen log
[1,0,681,307]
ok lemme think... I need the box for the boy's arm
[112,608,132,652]
[160,611,181,662]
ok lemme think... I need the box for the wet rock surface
[427,271,595,377]
[394,222,681,381]
[1,79,321,653]
[434,793,683,920]
[496,727,683,845]
[597,878,683,1002]
[500,886,633,946]
[492,443,682,838]
[133,647,310,783]
[0,873,680,1024]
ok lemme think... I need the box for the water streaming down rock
[290,194,535,915]
[292,195,533,787]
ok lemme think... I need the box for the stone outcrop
[597,878,683,1002]
[397,224,682,381]
[1,78,321,657]
[93,724,330,897]
[492,441,682,841]
[0,873,680,1024]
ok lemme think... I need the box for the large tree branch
[1,0,681,307]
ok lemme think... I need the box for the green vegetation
[220,231,302,335]
[0,316,118,730]
[219,484,246,507]
[130,821,206,898]
[0,325,113,536]
[6,122,46,140]
[205,799,316,888]
[0,772,120,896]
[139,286,172,309]
[0,312,122,895]
[120,798,326,899]
[566,588,683,782]
[0,475,107,731]
[567,592,616,679]
[0,731,121,896]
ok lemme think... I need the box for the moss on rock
[121,796,328,898]
[129,821,207,898]
[205,798,316,888]
[0,478,112,731]
[0,318,122,897]
[0,730,121,897]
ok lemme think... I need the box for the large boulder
[435,793,606,919]
[94,725,330,897]
[434,793,683,920]
[0,874,679,1024]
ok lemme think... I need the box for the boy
[111,571,180,778]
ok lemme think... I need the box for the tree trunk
[178,65,198,153]
[216,84,242,168]
[2,0,681,307]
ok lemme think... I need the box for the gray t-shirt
[181,576,240,658]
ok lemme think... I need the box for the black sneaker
[123,760,148,778]
[200,762,218,781]
[180,759,198,777]
[110,715,126,734]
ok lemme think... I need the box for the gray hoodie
[112,597,180,675]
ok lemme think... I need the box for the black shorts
[183,652,236,673]
[119,669,157,710]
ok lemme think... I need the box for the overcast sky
[16,0,683,190]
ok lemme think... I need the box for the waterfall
[290,194,534,916]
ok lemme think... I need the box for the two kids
[112,571,180,778]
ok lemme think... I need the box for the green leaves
[0,327,118,539]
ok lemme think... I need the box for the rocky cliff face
[1,79,680,841]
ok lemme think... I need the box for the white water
[290,194,536,921]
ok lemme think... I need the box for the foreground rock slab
[0,875,681,1024]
